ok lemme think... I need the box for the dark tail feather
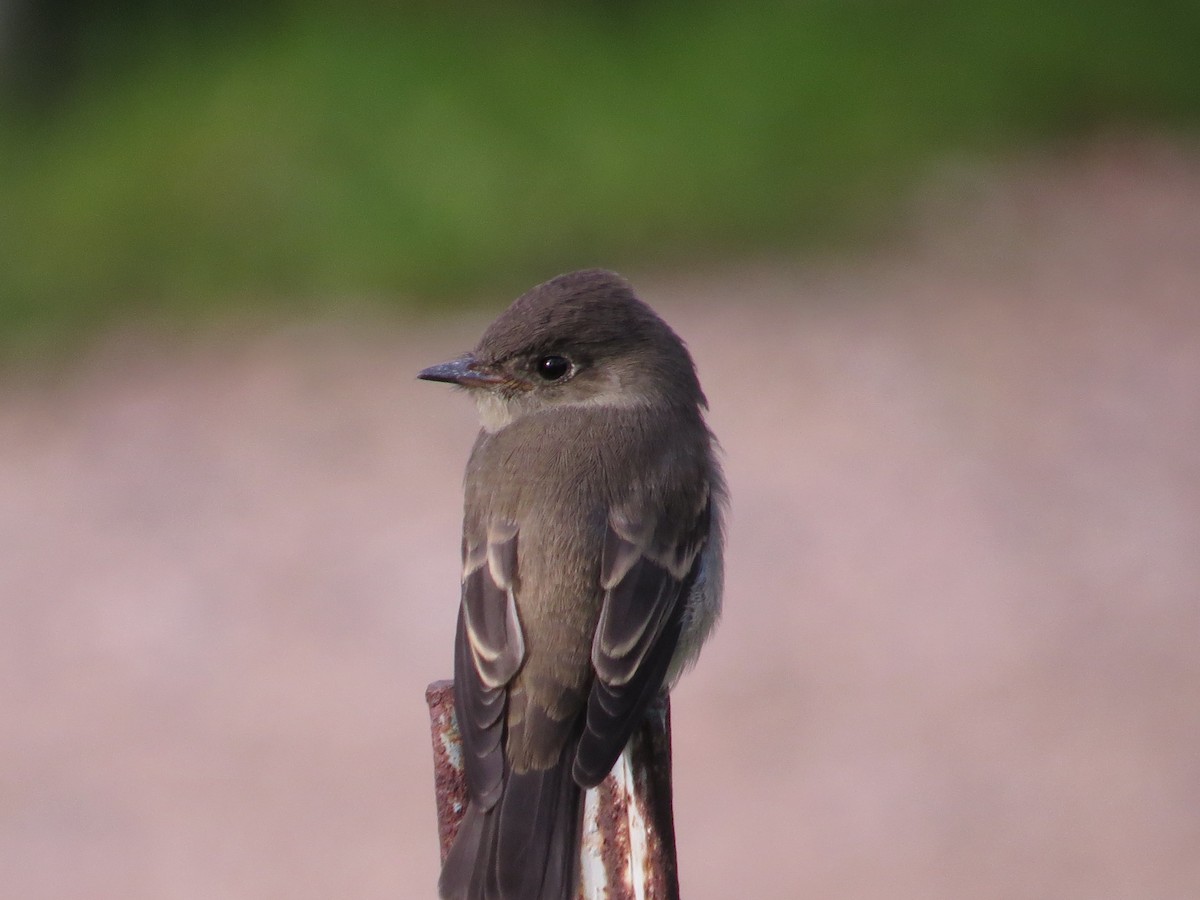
[439,803,486,899]
[439,743,584,900]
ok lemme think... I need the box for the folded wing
[574,493,712,787]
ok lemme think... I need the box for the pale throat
[473,392,520,433]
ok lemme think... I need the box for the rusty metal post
[426,680,681,899]
[426,680,471,863]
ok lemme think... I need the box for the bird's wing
[456,520,524,809]
[573,489,712,787]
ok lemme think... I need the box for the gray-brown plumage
[418,269,725,900]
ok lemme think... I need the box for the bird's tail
[439,741,584,900]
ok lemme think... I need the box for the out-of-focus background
[2,3,1199,898]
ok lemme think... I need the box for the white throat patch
[473,392,520,434]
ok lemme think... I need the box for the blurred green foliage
[1,1,1198,352]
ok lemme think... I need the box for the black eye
[535,355,572,381]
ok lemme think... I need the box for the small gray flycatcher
[419,269,726,900]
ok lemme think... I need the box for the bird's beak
[417,354,505,388]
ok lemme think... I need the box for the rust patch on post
[596,776,632,893]
[425,679,468,863]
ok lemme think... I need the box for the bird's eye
[535,355,572,381]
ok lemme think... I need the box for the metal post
[426,680,681,899]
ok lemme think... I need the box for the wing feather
[461,522,524,688]
[455,520,526,810]
[574,493,712,787]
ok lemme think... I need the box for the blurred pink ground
[3,137,1200,899]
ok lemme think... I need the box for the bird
[418,268,726,899]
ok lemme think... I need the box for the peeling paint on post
[425,681,681,899]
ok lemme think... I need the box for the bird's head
[418,269,704,432]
